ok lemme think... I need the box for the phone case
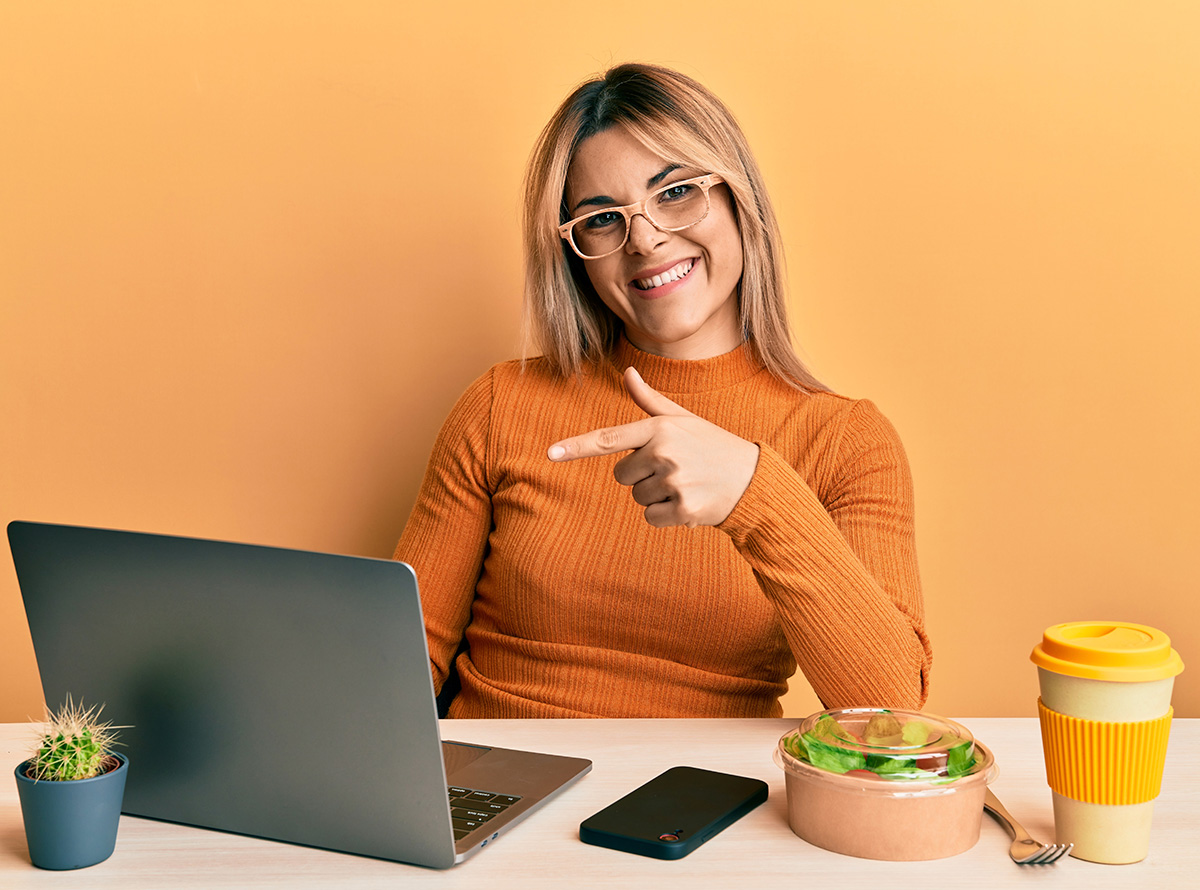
[579,766,768,859]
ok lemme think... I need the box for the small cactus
[28,696,125,782]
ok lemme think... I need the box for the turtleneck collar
[609,334,764,395]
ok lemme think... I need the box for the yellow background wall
[2,2,1197,722]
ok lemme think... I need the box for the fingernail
[547,445,566,460]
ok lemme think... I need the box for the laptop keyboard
[448,785,523,841]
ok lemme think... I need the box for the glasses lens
[571,210,627,259]
[646,180,710,231]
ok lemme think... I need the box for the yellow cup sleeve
[1037,698,1173,805]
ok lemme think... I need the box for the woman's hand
[547,367,760,528]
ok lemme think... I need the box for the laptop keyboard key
[447,785,523,843]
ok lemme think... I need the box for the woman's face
[564,126,744,361]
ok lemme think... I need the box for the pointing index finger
[547,418,656,462]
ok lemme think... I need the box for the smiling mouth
[633,259,695,291]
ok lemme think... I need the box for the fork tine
[1020,845,1053,864]
[1031,846,1059,864]
[1045,844,1073,864]
[1024,843,1072,865]
[1012,841,1073,865]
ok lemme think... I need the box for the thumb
[623,367,693,418]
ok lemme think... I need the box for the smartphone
[579,766,768,860]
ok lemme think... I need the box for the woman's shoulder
[489,354,557,384]
[806,391,909,474]
[812,388,903,441]
[760,372,886,417]
[442,355,614,426]
[450,355,562,398]
[755,374,865,421]
[486,353,616,397]
[755,377,906,458]
[801,387,892,424]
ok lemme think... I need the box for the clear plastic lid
[778,708,986,782]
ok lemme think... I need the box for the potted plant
[13,696,129,870]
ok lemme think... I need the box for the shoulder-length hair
[521,62,826,391]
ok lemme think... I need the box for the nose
[625,212,668,254]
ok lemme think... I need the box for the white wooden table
[3,718,1196,887]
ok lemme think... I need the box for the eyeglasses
[558,174,725,260]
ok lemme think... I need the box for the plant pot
[14,754,129,870]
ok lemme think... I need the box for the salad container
[774,708,997,861]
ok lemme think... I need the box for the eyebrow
[570,164,684,213]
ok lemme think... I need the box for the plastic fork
[983,789,1072,864]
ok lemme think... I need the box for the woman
[395,63,931,717]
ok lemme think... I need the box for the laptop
[7,520,592,868]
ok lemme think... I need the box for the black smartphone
[579,766,768,860]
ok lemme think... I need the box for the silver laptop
[8,520,592,868]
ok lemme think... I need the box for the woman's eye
[582,211,623,230]
[657,184,695,203]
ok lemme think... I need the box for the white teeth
[636,259,693,290]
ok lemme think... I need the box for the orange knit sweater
[394,338,931,717]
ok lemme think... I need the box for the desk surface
[2,718,1196,887]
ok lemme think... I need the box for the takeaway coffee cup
[1031,621,1184,864]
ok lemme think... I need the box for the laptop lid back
[8,521,459,868]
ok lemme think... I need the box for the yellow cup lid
[1031,621,1184,682]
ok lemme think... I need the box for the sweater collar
[610,334,763,395]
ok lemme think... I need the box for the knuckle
[596,427,623,450]
[673,494,701,527]
[644,507,670,528]
[646,417,672,440]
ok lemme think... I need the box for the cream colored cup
[1031,621,1184,864]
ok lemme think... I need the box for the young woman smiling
[395,63,931,718]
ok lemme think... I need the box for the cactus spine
[29,696,123,782]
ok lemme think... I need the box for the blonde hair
[522,62,826,391]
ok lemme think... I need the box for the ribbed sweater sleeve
[719,400,930,709]
[393,369,494,691]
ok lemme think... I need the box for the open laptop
[7,520,592,868]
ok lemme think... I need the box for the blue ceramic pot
[14,754,128,870]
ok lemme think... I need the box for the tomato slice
[844,769,877,779]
